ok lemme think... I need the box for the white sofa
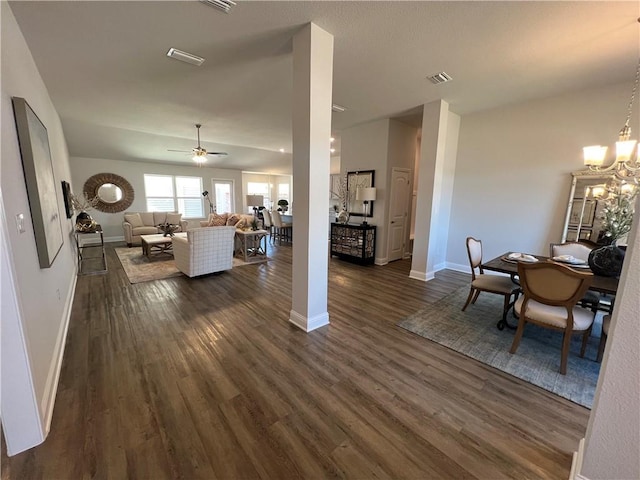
[171,226,236,278]
[123,211,189,246]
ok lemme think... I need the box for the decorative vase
[336,209,349,224]
[75,211,96,232]
[588,245,626,278]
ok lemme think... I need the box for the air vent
[426,72,452,84]
[199,0,236,13]
[332,103,347,112]
[166,48,205,66]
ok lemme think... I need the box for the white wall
[446,82,632,271]
[1,3,77,454]
[580,196,640,479]
[69,156,244,240]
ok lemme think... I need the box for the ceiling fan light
[192,152,207,163]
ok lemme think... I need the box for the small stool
[596,315,611,363]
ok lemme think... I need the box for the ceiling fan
[168,124,228,164]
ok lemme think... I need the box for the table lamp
[356,187,376,225]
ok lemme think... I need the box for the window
[212,180,234,213]
[247,181,269,212]
[144,174,204,218]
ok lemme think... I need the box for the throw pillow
[124,213,143,228]
[166,212,182,225]
[207,213,228,227]
[226,213,241,226]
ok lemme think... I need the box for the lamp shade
[356,187,377,202]
[246,194,264,207]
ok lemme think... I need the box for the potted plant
[588,185,637,277]
[277,199,289,212]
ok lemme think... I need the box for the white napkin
[553,255,586,265]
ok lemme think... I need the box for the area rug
[397,287,602,408]
[114,247,264,284]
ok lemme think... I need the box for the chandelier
[583,57,640,182]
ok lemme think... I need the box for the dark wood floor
[2,241,589,479]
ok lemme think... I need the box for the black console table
[330,223,376,265]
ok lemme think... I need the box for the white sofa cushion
[124,212,143,228]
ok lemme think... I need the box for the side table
[75,224,107,275]
[235,229,268,263]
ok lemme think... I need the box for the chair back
[465,237,483,279]
[262,209,272,228]
[549,242,594,262]
[272,209,283,227]
[517,261,593,307]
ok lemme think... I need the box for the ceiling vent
[199,0,236,13]
[332,103,347,112]
[166,48,205,66]
[427,72,452,85]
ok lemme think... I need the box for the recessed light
[199,0,236,13]
[330,137,335,143]
[279,148,285,153]
[331,104,346,113]
[166,48,205,66]
[330,148,336,153]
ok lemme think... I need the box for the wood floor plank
[1,241,589,479]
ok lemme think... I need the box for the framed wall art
[61,180,73,219]
[13,97,64,268]
[347,170,375,216]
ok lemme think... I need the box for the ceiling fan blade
[208,152,228,156]
[167,149,190,153]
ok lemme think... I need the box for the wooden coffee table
[140,232,186,258]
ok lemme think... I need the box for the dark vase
[75,211,96,232]
[588,245,626,277]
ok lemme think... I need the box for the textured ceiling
[8,1,640,173]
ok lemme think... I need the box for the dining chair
[596,314,611,363]
[262,209,273,242]
[462,237,521,327]
[510,261,595,375]
[271,209,292,245]
[550,241,613,314]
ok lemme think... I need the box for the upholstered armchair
[171,226,235,278]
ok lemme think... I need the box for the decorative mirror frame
[83,172,134,213]
[347,170,375,216]
[561,170,613,244]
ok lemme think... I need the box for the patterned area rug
[397,287,602,408]
[115,248,262,284]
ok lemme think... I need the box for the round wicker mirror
[83,173,134,213]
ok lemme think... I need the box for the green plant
[600,188,637,243]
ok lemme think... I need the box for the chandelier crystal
[584,57,640,182]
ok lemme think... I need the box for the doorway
[211,179,235,214]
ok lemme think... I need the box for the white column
[410,100,449,281]
[289,23,333,332]
[576,196,640,479]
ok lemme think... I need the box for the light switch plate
[16,213,25,233]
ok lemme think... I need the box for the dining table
[482,252,619,330]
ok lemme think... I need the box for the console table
[330,223,376,265]
[75,224,107,275]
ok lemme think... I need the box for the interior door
[387,168,411,262]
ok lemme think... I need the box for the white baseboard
[409,269,435,282]
[289,309,330,332]
[570,438,590,480]
[42,272,77,432]
[375,256,388,265]
[445,262,471,273]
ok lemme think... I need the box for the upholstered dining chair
[596,314,611,363]
[550,241,613,314]
[271,210,292,245]
[262,209,273,241]
[510,261,595,375]
[462,237,521,326]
